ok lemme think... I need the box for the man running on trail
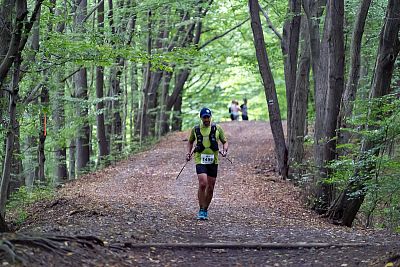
[186,107,228,220]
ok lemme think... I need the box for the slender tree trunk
[288,15,310,179]
[96,0,109,164]
[140,10,152,141]
[74,0,90,174]
[0,56,21,218]
[9,119,23,195]
[53,76,68,183]
[122,67,128,149]
[160,71,172,135]
[69,139,76,179]
[38,84,49,182]
[282,0,301,140]
[315,0,345,211]
[328,0,400,226]
[0,212,8,232]
[110,64,123,151]
[52,2,68,183]
[0,0,13,64]
[171,93,182,131]
[24,135,38,187]
[302,0,329,175]
[131,63,139,140]
[339,0,372,147]
[249,0,288,179]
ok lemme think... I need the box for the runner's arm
[186,128,195,161]
[218,125,228,156]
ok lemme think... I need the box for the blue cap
[199,107,212,118]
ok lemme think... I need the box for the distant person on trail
[186,107,228,220]
[229,100,240,121]
[240,98,248,121]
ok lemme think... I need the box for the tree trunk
[0,213,8,232]
[53,77,68,183]
[315,0,345,211]
[249,0,288,179]
[0,0,26,86]
[131,63,139,139]
[108,0,126,152]
[38,85,49,182]
[69,139,76,179]
[282,0,301,140]
[74,0,90,174]
[140,10,152,141]
[0,56,21,218]
[288,15,310,179]
[328,0,400,227]
[8,120,23,195]
[171,93,182,131]
[160,71,172,136]
[0,1,13,64]
[52,1,68,184]
[96,0,109,164]
[339,0,372,147]
[302,0,329,175]
[24,135,38,187]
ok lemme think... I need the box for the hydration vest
[194,123,219,152]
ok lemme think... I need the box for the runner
[186,107,228,220]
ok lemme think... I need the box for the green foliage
[181,0,288,129]
[328,94,400,230]
[7,185,55,225]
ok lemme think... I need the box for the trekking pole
[219,150,233,164]
[176,150,194,180]
[175,160,189,180]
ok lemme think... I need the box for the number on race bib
[201,154,214,164]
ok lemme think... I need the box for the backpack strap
[209,123,219,151]
[194,123,219,153]
[194,125,205,152]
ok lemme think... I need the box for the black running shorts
[196,164,218,178]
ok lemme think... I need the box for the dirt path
[7,121,400,266]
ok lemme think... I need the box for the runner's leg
[205,176,216,209]
[197,173,208,209]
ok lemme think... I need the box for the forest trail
[7,121,400,266]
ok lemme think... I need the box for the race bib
[201,154,214,164]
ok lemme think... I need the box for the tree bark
[159,71,172,136]
[140,10,152,141]
[339,0,372,147]
[74,0,90,174]
[171,92,182,131]
[69,139,76,179]
[282,0,301,140]
[288,15,310,179]
[249,0,288,179]
[131,63,139,139]
[9,120,23,195]
[316,0,345,211]
[52,1,68,183]
[38,84,49,182]
[328,0,400,227]
[302,0,329,176]
[0,56,21,218]
[53,82,68,183]
[96,0,109,164]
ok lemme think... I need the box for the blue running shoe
[203,210,208,220]
[197,209,206,220]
